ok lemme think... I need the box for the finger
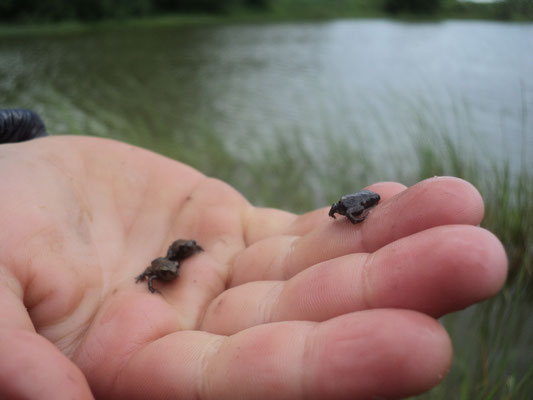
[203,225,507,335]
[111,310,451,400]
[283,181,408,237]
[0,329,94,400]
[231,181,406,285]
[243,182,406,245]
[231,176,484,285]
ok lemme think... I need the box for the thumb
[0,329,94,400]
[0,282,93,399]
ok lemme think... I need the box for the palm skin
[0,136,507,399]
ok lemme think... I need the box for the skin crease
[0,136,507,400]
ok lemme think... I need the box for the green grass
[405,101,533,397]
[415,276,533,399]
[410,134,533,399]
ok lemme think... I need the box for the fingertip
[417,176,485,225]
[311,310,452,399]
[475,227,508,297]
[368,225,508,316]
[435,225,508,304]
[396,311,453,392]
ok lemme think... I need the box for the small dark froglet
[136,239,203,293]
[329,189,381,224]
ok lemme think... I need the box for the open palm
[0,136,507,399]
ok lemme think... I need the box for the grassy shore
[0,0,532,37]
[411,134,533,399]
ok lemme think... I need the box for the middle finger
[202,225,506,335]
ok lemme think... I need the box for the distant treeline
[0,0,531,22]
[0,0,268,21]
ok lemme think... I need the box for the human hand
[0,136,507,399]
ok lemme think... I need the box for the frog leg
[135,271,147,283]
[346,208,369,224]
[147,275,159,293]
[346,213,366,224]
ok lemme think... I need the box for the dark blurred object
[0,0,269,22]
[155,0,268,14]
[385,0,441,14]
[0,109,48,143]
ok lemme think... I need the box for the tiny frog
[166,239,204,261]
[329,189,381,224]
[136,239,204,293]
[135,257,180,293]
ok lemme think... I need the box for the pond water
[1,19,532,207]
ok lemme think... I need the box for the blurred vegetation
[408,129,533,399]
[1,0,532,22]
[443,0,533,20]
[0,0,266,22]
[384,0,442,15]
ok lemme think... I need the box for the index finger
[232,177,483,285]
[243,181,407,245]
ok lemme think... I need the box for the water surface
[1,19,532,206]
